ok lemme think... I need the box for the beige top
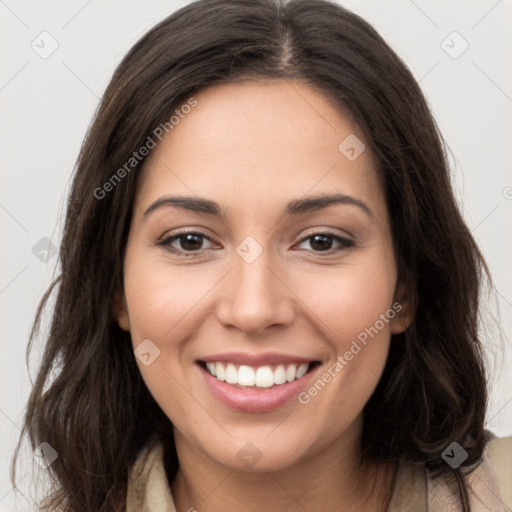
[126,436,512,512]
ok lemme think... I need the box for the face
[115,79,411,473]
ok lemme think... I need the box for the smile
[203,361,311,388]
[197,354,321,413]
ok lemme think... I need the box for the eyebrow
[143,193,373,219]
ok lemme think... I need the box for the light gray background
[1,1,511,509]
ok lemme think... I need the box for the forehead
[135,79,385,219]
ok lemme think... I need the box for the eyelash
[156,230,355,257]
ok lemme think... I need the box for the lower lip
[199,363,318,413]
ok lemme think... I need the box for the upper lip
[198,352,319,366]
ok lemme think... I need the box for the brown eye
[297,232,354,253]
[176,233,204,251]
[158,231,215,256]
[309,234,334,251]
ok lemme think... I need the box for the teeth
[206,362,216,376]
[274,365,287,385]
[225,363,238,384]
[204,361,312,388]
[238,365,255,386]
[296,363,309,379]
[286,364,296,382]
[215,362,225,381]
[255,366,274,388]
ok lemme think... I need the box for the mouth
[198,360,320,389]
[196,356,321,413]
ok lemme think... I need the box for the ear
[113,289,130,331]
[390,279,414,335]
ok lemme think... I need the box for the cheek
[293,259,396,407]
[297,260,396,348]
[123,256,217,343]
[288,265,396,435]
[122,255,213,423]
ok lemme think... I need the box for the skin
[115,79,412,512]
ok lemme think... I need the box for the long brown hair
[12,0,490,510]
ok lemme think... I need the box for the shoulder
[462,433,512,512]
[388,434,512,512]
[484,434,512,509]
[126,440,177,512]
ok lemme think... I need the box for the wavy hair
[13,0,490,510]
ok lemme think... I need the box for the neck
[169,425,396,512]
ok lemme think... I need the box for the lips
[196,352,321,412]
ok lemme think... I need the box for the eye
[296,232,354,253]
[157,230,355,257]
[157,231,216,256]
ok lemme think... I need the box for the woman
[12,0,511,510]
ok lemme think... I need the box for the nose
[215,247,295,336]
